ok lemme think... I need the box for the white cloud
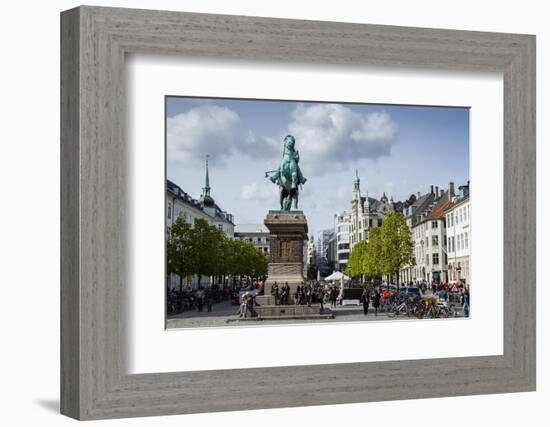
[167,105,240,166]
[240,182,277,205]
[240,132,281,159]
[287,104,398,176]
[167,103,398,178]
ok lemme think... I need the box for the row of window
[414,220,441,240]
[447,204,470,227]
[167,202,230,235]
[350,217,383,232]
[447,232,469,253]
[423,252,447,266]
[237,236,269,244]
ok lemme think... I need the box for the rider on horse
[265,135,307,211]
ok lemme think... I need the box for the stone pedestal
[263,210,308,296]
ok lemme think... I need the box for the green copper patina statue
[265,135,307,211]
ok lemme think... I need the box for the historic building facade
[349,170,396,250]
[409,183,457,284]
[445,182,470,285]
[401,188,437,283]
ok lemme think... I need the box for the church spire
[200,155,215,208]
[352,169,361,202]
[202,155,211,198]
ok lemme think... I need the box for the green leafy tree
[188,218,224,288]
[346,240,368,280]
[166,217,194,292]
[251,246,268,279]
[379,212,415,288]
[363,227,384,280]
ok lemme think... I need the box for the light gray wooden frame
[61,5,536,421]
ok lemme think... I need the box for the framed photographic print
[61,6,536,420]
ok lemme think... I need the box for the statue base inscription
[263,210,308,297]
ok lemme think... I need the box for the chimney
[435,186,439,197]
[416,191,421,199]
[430,185,434,194]
[448,182,455,198]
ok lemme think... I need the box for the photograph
[165,96,471,328]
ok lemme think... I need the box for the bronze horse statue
[265,135,307,211]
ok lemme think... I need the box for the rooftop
[234,224,269,234]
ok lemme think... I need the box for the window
[465,232,469,249]
[448,214,453,227]
[452,236,455,252]
[433,253,439,265]
[368,219,373,227]
[432,235,439,246]
[432,220,438,229]
[426,255,430,266]
[281,241,292,257]
[378,219,383,227]
[167,202,172,219]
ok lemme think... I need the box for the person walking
[271,282,279,305]
[196,287,204,312]
[282,282,290,305]
[318,287,325,313]
[361,287,371,316]
[206,287,213,312]
[330,287,338,309]
[461,286,470,317]
[372,288,381,316]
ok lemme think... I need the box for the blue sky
[166,97,469,237]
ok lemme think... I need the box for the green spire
[202,155,211,197]
[353,169,361,202]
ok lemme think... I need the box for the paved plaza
[166,299,465,329]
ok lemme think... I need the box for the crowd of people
[166,284,232,314]
[269,281,339,310]
[169,277,471,320]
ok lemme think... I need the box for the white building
[165,157,235,289]
[234,224,269,253]
[334,211,351,272]
[445,182,470,285]
[410,184,454,284]
[400,190,436,284]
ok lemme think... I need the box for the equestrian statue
[265,135,307,211]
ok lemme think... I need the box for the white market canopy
[324,271,350,282]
